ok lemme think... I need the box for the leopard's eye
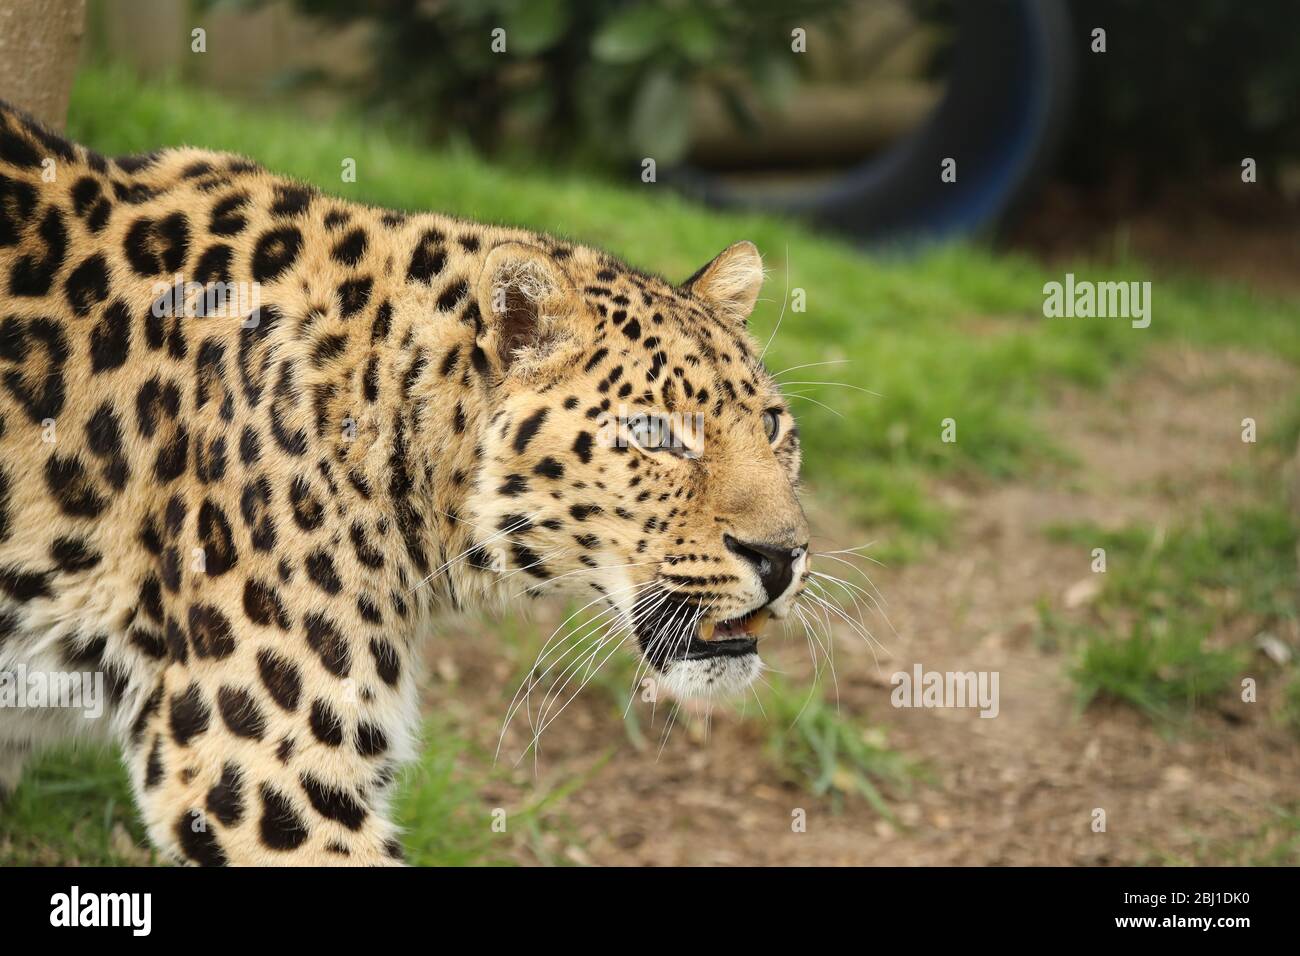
[761,408,781,443]
[629,414,674,452]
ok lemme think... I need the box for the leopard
[0,100,811,865]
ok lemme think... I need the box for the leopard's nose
[724,534,807,602]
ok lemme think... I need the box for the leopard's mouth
[634,592,770,667]
[686,607,769,658]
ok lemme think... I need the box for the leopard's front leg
[124,635,416,866]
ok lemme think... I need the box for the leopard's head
[465,239,809,701]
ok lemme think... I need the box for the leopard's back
[0,103,452,862]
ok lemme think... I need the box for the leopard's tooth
[698,618,716,641]
[742,608,771,635]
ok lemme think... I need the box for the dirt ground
[422,344,1299,866]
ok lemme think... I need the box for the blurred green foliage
[239,0,845,165]
[1066,0,1300,183]
[213,0,1299,185]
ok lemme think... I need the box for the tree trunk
[0,0,86,130]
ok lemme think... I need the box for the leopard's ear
[683,240,764,324]
[476,242,577,372]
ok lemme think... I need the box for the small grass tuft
[1055,500,1297,722]
[394,713,589,866]
[1280,670,1300,737]
[0,745,153,866]
[1071,620,1243,720]
[1146,803,1300,866]
[758,676,914,817]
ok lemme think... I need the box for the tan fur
[0,101,808,865]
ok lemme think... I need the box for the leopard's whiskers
[496,577,654,761]
[776,380,880,397]
[758,243,790,361]
[409,508,541,593]
[778,391,845,419]
[770,358,851,379]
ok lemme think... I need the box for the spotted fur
[0,101,810,865]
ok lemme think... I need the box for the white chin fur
[655,653,763,700]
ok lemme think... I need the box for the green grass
[1049,503,1299,627]
[1071,621,1245,720]
[0,745,154,866]
[759,676,914,817]
[65,66,1300,560]
[1146,803,1300,866]
[1281,671,1300,737]
[0,722,564,866]
[1052,500,1299,722]
[394,718,517,866]
[395,714,590,866]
